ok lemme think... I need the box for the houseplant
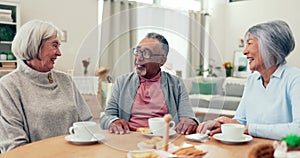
[223,62,234,77]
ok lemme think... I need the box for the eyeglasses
[132,48,165,59]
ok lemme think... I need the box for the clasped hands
[108,118,198,135]
[196,116,248,136]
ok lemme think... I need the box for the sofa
[183,76,247,121]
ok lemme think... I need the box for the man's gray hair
[244,20,295,69]
[12,19,62,60]
[145,32,169,56]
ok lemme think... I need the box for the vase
[226,68,232,77]
[84,67,88,76]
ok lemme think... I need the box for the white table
[72,76,98,95]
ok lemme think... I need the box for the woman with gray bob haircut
[0,20,93,153]
[244,20,295,69]
[12,20,62,61]
[197,20,300,140]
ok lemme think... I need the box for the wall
[136,6,189,78]
[20,0,98,75]
[210,0,300,68]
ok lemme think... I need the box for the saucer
[65,134,105,145]
[142,129,176,137]
[213,133,253,144]
[185,133,209,142]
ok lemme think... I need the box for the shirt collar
[17,60,55,85]
[139,71,161,83]
[257,64,286,80]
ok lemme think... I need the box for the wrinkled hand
[197,120,221,136]
[215,116,248,134]
[197,116,242,136]
[215,116,240,124]
[174,118,198,135]
[108,119,130,134]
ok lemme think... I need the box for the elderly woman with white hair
[197,20,300,140]
[0,20,93,153]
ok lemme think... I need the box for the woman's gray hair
[145,32,169,56]
[244,20,295,69]
[12,19,62,60]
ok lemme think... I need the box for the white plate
[141,129,177,137]
[213,133,253,144]
[127,150,175,158]
[65,134,105,145]
[185,133,209,142]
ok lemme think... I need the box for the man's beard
[135,67,147,76]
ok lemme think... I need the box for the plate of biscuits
[132,136,207,158]
[127,149,174,158]
[128,146,207,158]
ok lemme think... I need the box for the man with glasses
[100,32,198,135]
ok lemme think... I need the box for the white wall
[20,0,98,75]
[210,0,300,68]
[135,6,191,78]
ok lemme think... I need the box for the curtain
[187,11,206,77]
[99,0,137,80]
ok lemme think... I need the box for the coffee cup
[148,117,175,135]
[221,123,245,140]
[69,121,98,140]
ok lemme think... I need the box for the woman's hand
[215,116,240,124]
[174,118,198,135]
[196,120,221,136]
[197,116,242,136]
[108,119,130,134]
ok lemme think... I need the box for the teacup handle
[69,126,75,135]
[169,121,175,128]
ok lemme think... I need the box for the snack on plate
[131,151,161,158]
[139,137,163,150]
[172,146,207,157]
[137,128,152,134]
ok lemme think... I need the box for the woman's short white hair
[12,19,62,60]
[244,20,295,69]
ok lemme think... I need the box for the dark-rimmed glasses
[131,48,165,59]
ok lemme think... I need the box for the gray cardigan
[0,60,93,153]
[100,71,198,129]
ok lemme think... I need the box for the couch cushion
[189,94,241,110]
[203,77,225,95]
[223,77,246,97]
[183,76,203,94]
[191,82,217,95]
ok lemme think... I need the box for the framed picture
[61,30,67,42]
[233,50,251,78]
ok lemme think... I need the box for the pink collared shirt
[128,72,168,131]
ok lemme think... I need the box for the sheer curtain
[187,11,207,77]
[99,0,137,79]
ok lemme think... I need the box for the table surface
[0,130,274,158]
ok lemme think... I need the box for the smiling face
[26,36,61,72]
[243,34,265,72]
[134,37,166,79]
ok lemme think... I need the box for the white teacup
[221,123,245,140]
[148,117,175,135]
[69,121,98,141]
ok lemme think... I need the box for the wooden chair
[95,67,110,110]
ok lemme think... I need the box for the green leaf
[281,133,300,147]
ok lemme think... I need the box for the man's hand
[108,119,130,134]
[174,118,197,135]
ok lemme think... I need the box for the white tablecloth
[72,76,98,95]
